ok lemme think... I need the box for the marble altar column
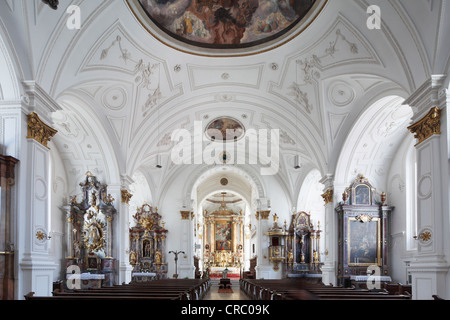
[404,75,450,299]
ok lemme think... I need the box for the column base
[19,253,58,298]
[320,261,337,286]
[408,255,449,300]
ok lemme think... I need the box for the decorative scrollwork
[355,214,373,223]
[407,107,441,146]
[27,112,58,149]
[321,189,333,205]
[121,189,133,204]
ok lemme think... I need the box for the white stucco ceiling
[1,0,449,203]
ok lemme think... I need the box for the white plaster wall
[48,143,68,281]
[386,133,416,284]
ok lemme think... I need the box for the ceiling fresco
[135,0,318,49]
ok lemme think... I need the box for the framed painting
[347,216,380,266]
[354,184,371,205]
[215,220,232,251]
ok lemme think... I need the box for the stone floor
[203,279,249,300]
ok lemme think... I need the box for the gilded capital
[121,189,133,204]
[256,210,271,220]
[321,189,333,205]
[26,112,57,149]
[180,210,191,220]
[407,106,441,146]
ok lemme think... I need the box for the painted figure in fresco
[138,0,317,46]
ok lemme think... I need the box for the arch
[50,94,122,193]
[334,94,413,193]
[0,22,22,101]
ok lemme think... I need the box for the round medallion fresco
[127,0,326,56]
[205,117,245,142]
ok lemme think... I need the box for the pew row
[240,278,412,300]
[25,278,211,301]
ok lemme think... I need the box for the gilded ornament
[121,189,133,204]
[180,210,191,220]
[26,112,58,149]
[82,218,106,252]
[321,189,333,205]
[36,231,46,241]
[407,107,441,146]
[418,231,432,242]
[355,214,373,223]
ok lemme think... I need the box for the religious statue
[313,250,319,263]
[155,251,162,264]
[144,241,151,257]
[129,250,137,265]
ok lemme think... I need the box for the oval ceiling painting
[205,117,245,142]
[128,0,326,55]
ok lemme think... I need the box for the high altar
[64,172,117,287]
[129,203,168,279]
[203,195,244,275]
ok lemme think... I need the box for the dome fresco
[135,0,318,49]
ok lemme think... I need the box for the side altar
[64,172,117,287]
[129,203,168,280]
[335,174,394,287]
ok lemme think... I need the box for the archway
[189,165,265,278]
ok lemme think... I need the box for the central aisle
[203,279,249,300]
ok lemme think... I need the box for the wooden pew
[25,278,211,301]
[240,278,412,300]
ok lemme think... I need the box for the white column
[113,174,134,285]
[255,209,274,279]
[17,81,61,298]
[178,210,194,278]
[319,174,336,286]
[404,75,449,300]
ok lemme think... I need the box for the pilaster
[404,75,449,299]
[18,81,61,298]
[319,174,336,286]
[178,210,194,278]
[116,174,134,285]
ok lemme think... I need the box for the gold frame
[347,217,381,267]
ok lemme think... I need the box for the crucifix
[169,250,185,278]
